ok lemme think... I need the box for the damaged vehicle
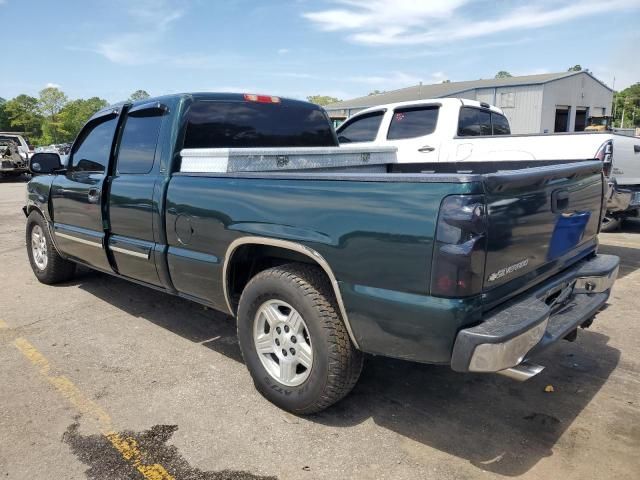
[0,138,29,177]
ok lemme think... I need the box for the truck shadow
[313,331,619,476]
[70,268,619,477]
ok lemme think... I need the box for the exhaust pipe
[497,361,545,381]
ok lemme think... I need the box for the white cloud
[304,0,640,46]
[45,82,61,89]
[93,0,186,66]
[277,48,290,55]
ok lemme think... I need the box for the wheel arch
[223,236,360,349]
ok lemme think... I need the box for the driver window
[70,118,118,173]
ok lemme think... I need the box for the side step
[497,361,545,381]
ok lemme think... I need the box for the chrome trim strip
[110,245,150,259]
[55,231,102,248]
[222,236,360,349]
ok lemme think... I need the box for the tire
[237,263,363,414]
[600,214,622,232]
[26,211,76,284]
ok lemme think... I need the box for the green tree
[129,90,150,101]
[58,97,108,142]
[0,98,11,131]
[495,71,513,79]
[567,65,582,72]
[3,94,43,137]
[306,95,341,106]
[38,87,68,143]
[613,83,640,128]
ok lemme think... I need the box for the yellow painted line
[12,334,174,480]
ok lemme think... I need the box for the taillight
[595,140,613,177]
[244,93,281,103]
[431,195,487,298]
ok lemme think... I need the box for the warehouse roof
[325,71,612,111]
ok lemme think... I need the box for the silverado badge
[488,258,529,282]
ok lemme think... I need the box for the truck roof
[90,92,321,122]
[345,97,505,119]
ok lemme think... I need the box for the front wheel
[237,263,363,414]
[26,211,76,284]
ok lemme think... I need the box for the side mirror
[29,152,63,175]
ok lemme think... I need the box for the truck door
[383,105,441,163]
[50,109,120,271]
[106,102,167,286]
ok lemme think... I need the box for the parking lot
[1,177,639,480]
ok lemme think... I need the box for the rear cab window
[184,99,336,148]
[387,106,439,140]
[116,107,164,174]
[491,113,511,135]
[458,106,511,136]
[336,111,384,143]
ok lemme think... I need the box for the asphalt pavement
[1,177,639,479]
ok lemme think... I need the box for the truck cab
[336,98,511,164]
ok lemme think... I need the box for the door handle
[418,145,435,153]
[88,188,100,203]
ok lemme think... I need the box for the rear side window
[458,107,491,136]
[183,100,335,148]
[337,111,384,143]
[387,106,439,140]
[116,114,162,174]
[492,114,511,135]
[71,118,118,173]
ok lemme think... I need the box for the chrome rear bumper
[450,254,619,378]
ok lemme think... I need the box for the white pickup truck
[335,98,640,231]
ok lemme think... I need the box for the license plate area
[544,280,576,312]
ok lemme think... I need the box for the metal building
[325,71,613,134]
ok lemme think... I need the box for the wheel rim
[31,224,48,270]
[253,299,313,387]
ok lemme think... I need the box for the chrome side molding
[55,231,102,248]
[110,245,151,260]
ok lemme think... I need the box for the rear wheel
[237,263,363,414]
[26,211,76,284]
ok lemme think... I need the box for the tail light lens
[431,194,487,297]
[595,140,613,177]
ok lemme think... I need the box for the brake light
[595,140,613,177]
[244,93,281,104]
[431,195,487,297]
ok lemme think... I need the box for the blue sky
[1,0,639,103]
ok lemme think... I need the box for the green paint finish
[338,281,483,363]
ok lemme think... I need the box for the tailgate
[482,161,604,308]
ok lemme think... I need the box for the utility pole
[612,76,616,122]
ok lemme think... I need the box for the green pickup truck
[24,93,619,414]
